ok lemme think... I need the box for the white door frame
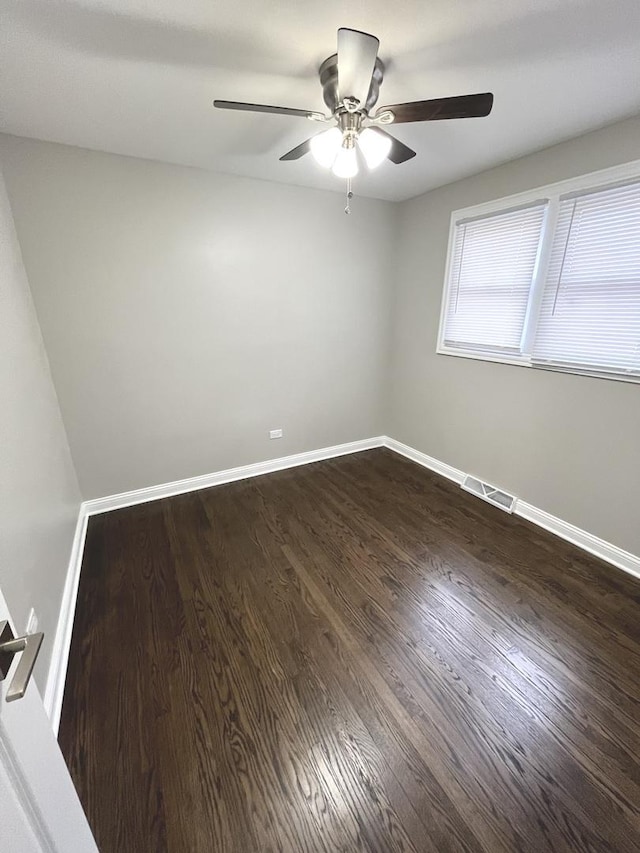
[0,587,98,853]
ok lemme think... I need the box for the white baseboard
[83,437,385,516]
[514,500,640,580]
[383,437,465,485]
[381,437,640,581]
[43,507,88,735]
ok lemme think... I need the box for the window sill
[436,346,531,368]
[436,347,640,385]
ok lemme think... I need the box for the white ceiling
[1,0,639,202]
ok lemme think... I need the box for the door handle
[0,620,44,702]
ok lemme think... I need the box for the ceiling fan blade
[370,129,417,164]
[214,100,323,120]
[279,138,313,161]
[336,28,379,107]
[376,92,494,124]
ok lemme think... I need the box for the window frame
[436,158,640,384]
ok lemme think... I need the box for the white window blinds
[442,202,547,353]
[532,181,640,377]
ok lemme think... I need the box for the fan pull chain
[344,178,353,215]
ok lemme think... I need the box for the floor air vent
[461,475,516,513]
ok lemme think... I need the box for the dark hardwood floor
[59,448,640,852]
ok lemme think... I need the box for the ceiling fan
[214,28,493,187]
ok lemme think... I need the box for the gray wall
[389,116,640,555]
[2,117,639,562]
[0,168,81,690]
[0,136,395,499]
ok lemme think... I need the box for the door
[0,586,98,853]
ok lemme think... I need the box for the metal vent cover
[461,475,516,513]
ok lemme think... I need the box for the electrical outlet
[269,428,283,439]
[26,608,38,634]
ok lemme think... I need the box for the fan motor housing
[319,54,385,114]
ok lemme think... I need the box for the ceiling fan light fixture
[332,141,359,178]
[310,127,342,168]
[215,28,494,196]
[357,128,392,169]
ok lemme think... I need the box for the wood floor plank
[59,449,640,852]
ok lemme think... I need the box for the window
[438,163,640,382]
[443,202,547,354]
